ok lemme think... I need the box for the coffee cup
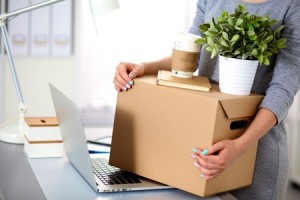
[171,32,201,78]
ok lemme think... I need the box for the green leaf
[221,10,228,18]
[242,53,248,60]
[199,24,209,32]
[236,18,243,26]
[252,22,260,28]
[247,23,254,32]
[235,26,244,33]
[249,35,257,41]
[206,46,214,52]
[243,38,247,46]
[263,58,270,65]
[207,37,215,46]
[220,38,229,47]
[272,47,279,54]
[233,50,241,55]
[230,34,240,42]
[276,38,286,48]
[211,48,218,58]
[210,22,216,32]
[238,4,245,12]
[258,16,269,22]
[194,38,207,45]
[222,32,229,41]
[263,51,273,57]
[204,31,215,37]
[269,19,278,26]
[275,25,284,33]
[228,18,235,26]
[217,16,226,22]
[247,31,255,36]
[265,35,273,43]
[258,54,264,64]
[258,31,268,39]
[252,49,258,56]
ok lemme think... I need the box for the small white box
[24,117,64,158]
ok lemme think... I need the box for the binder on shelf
[30,0,50,56]
[50,0,72,56]
[8,0,30,56]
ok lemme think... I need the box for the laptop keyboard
[91,158,142,185]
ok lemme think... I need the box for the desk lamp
[89,0,120,36]
[0,0,65,144]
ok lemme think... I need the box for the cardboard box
[110,75,264,197]
[24,117,63,158]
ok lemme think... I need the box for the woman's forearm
[235,108,278,153]
[142,55,172,75]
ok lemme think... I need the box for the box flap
[219,96,263,119]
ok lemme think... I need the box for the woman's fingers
[113,62,144,92]
[114,62,134,91]
[192,158,222,180]
[192,153,225,170]
[191,140,237,180]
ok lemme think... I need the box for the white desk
[0,127,237,200]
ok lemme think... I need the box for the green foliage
[195,4,286,65]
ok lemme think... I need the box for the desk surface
[0,141,46,200]
[0,127,236,200]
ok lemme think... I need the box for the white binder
[30,0,50,56]
[8,0,30,56]
[50,0,72,56]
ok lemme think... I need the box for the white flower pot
[219,55,259,95]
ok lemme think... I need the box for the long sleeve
[260,0,300,124]
[188,0,206,36]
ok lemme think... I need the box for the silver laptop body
[49,83,172,192]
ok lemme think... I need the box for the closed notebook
[156,70,211,92]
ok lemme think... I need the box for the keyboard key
[91,158,142,185]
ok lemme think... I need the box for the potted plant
[195,4,286,95]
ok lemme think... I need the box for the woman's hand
[113,62,145,92]
[191,108,277,180]
[192,139,245,180]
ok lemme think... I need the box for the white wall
[3,57,76,120]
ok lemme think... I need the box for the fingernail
[129,73,135,79]
[125,83,131,89]
[191,154,196,159]
[129,80,134,85]
[122,86,127,91]
[194,162,199,168]
[193,148,198,153]
[200,173,206,178]
[201,149,209,155]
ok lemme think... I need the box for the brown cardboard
[171,49,199,72]
[157,70,211,92]
[110,75,264,197]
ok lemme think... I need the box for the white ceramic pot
[218,55,259,95]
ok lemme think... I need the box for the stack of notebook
[156,70,212,92]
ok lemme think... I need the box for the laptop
[49,83,172,192]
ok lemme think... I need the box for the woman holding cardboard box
[113,0,300,199]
